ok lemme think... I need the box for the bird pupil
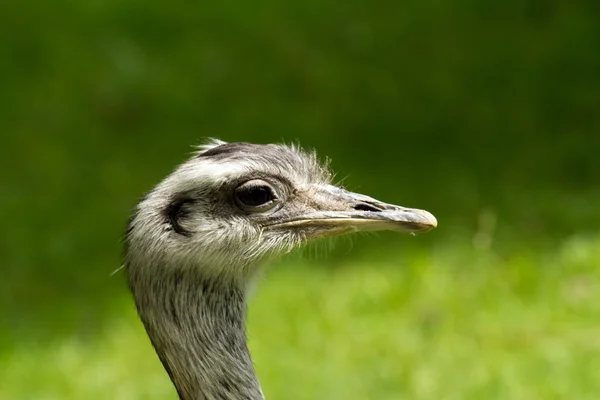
[239,185,273,206]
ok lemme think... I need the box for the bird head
[125,140,437,280]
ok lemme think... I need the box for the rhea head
[126,140,436,281]
[124,140,437,400]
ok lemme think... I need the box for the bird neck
[130,268,264,400]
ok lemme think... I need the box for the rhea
[124,140,437,400]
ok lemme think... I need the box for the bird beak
[267,185,437,238]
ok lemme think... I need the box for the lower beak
[267,185,437,237]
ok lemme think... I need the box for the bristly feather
[194,138,227,155]
[192,138,333,185]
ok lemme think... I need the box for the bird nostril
[353,203,383,212]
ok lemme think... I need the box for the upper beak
[267,185,437,237]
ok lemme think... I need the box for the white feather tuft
[194,138,228,155]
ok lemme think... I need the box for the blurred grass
[2,233,599,400]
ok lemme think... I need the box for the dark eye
[234,180,279,212]
[238,186,273,206]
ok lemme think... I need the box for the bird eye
[234,180,279,212]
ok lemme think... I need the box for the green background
[2,1,599,399]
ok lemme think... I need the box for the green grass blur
[1,0,599,398]
[3,237,600,399]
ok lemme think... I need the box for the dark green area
[1,0,598,344]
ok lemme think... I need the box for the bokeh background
[2,1,600,399]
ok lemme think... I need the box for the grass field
[2,234,599,400]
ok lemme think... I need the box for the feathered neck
[128,267,264,400]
